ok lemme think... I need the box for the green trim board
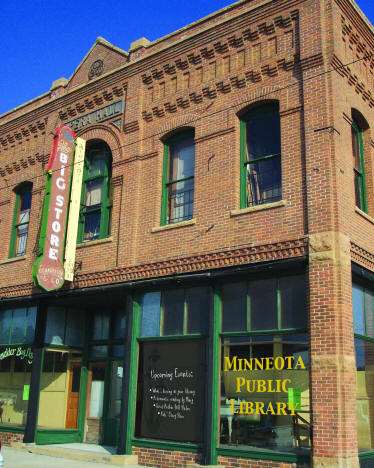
[124,296,141,454]
[132,437,201,452]
[35,429,81,445]
[0,426,25,434]
[217,447,310,463]
[359,451,374,460]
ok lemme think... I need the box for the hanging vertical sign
[64,137,86,281]
[32,125,75,291]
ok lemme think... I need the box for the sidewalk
[2,444,149,468]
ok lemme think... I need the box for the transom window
[161,131,195,225]
[240,104,281,207]
[139,287,210,337]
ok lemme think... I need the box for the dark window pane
[84,211,101,241]
[92,310,110,340]
[353,284,365,335]
[45,307,66,345]
[66,309,84,346]
[0,356,11,371]
[14,358,26,372]
[364,289,374,338]
[250,279,277,330]
[352,126,361,171]
[54,353,68,372]
[92,366,106,381]
[71,366,81,392]
[247,156,281,206]
[0,310,11,344]
[11,308,27,344]
[88,152,107,178]
[282,334,309,368]
[113,310,126,339]
[20,189,32,211]
[26,307,37,343]
[186,287,210,334]
[90,345,108,358]
[279,276,307,329]
[163,290,184,335]
[43,351,54,372]
[140,292,161,337]
[222,282,247,332]
[112,344,125,358]
[245,109,281,161]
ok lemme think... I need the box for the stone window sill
[76,237,113,248]
[355,207,374,225]
[152,218,196,233]
[230,200,286,217]
[0,255,27,265]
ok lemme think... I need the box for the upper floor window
[9,183,32,258]
[161,130,195,225]
[78,142,112,243]
[352,119,367,212]
[240,103,281,208]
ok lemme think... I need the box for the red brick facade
[0,0,373,467]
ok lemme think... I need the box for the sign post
[32,125,75,291]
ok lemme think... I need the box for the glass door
[102,360,123,445]
[86,362,106,443]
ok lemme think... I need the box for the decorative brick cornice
[0,199,10,207]
[112,175,123,187]
[0,153,46,177]
[351,241,374,271]
[73,237,307,288]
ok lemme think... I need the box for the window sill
[355,207,374,225]
[0,255,27,265]
[76,237,113,248]
[151,218,196,233]
[231,200,286,217]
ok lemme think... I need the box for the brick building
[0,0,373,467]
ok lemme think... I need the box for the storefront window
[353,282,374,450]
[38,350,82,429]
[220,334,310,452]
[219,274,310,454]
[0,306,36,427]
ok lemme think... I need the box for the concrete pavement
[1,446,146,468]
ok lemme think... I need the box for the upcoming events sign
[136,340,206,443]
[32,125,75,291]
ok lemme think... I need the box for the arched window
[240,103,282,208]
[9,183,32,257]
[78,142,112,243]
[161,130,195,225]
[352,118,367,212]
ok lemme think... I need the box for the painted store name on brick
[65,99,124,131]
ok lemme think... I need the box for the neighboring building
[0,0,373,467]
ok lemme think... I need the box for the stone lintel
[311,354,356,371]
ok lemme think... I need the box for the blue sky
[1,0,373,116]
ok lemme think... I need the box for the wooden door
[65,362,82,429]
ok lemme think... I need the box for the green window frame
[352,120,367,213]
[78,143,112,243]
[0,306,37,345]
[9,183,32,258]
[240,104,282,208]
[161,130,195,225]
